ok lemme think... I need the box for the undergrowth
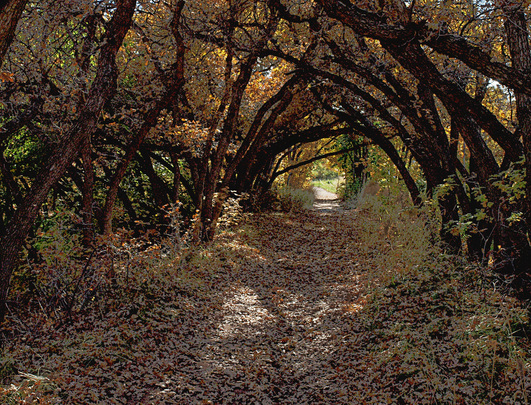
[342,189,531,404]
[0,188,529,404]
[0,221,226,403]
[274,186,315,212]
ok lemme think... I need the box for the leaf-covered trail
[5,197,529,404]
[312,186,342,212]
[149,208,368,404]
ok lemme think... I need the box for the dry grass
[1,192,529,404]
[342,192,530,403]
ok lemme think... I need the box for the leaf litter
[1,200,530,404]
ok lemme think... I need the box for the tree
[100,0,186,235]
[0,0,28,69]
[2,0,531,323]
[300,0,530,288]
[0,0,137,324]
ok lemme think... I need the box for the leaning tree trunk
[497,1,531,291]
[197,53,260,242]
[0,0,137,325]
[207,76,304,239]
[101,1,185,235]
[502,0,531,202]
[0,0,28,68]
[81,139,96,247]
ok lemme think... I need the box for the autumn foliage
[1,0,531,402]
[0,193,529,403]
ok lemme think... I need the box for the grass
[339,190,531,403]
[276,186,315,211]
[1,188,530,404]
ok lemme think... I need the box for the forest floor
[1,194,531,404]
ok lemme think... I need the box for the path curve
[312,186,342,212]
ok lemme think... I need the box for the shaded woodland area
[2,0,531,316]
[1,0,531,402]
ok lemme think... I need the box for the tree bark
[207,76,305,237]
[0,0,137,325]
[314,0,531,97]
[200,52,261,241]
[502,1,531,205]
[0,0,28,68]
[80,140,95,247]
[497,1,531,289]
[314,1,523,161]
[139,148,170,210]
[170,151,181,204]
[383,40,519,165]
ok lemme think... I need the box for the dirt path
[312,186,342,212]
[5,203,529,403]
[147,209,367,404]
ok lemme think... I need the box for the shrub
[275,186,315,212]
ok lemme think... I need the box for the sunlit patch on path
[312,186,342,213]
[145,208,367,403]
[216,286,275,338]
[6,201,529,404]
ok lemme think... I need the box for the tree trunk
[198,53,260,242]
[81,139,95,247]
[170,150,181,204]
[139,149,170,210]
[0,0,137,325]
[315,0,531,97]
[207,76,304,238]
[0,0,28,68]
[497,1,531,291]
[101,1,185,235]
